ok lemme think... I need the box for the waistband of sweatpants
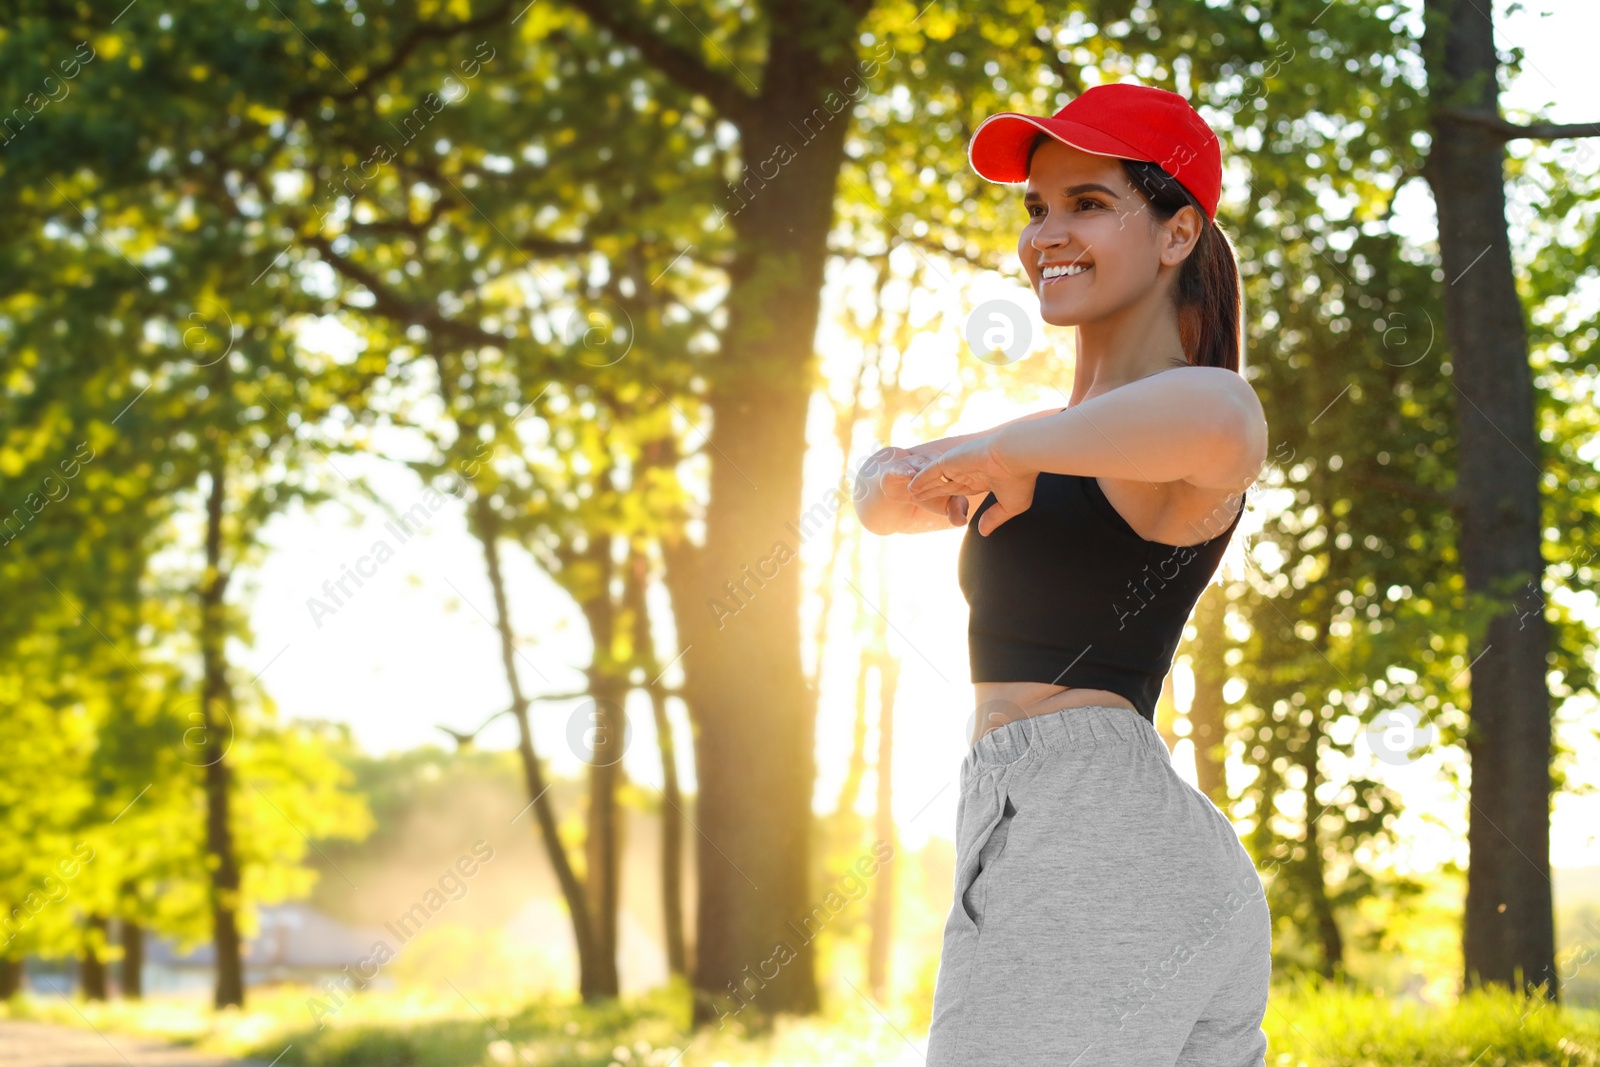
[964,703,1170,776]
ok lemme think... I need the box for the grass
[4,972,1600,1066]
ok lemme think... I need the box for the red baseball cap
[968,83,1223,222]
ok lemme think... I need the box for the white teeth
[1041,263,1091,280]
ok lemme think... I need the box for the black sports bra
[957,439,1246,725]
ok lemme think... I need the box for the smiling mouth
[1040,264,1092,287]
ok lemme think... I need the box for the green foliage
[7,976,1600,1066]
[1,0,384,972]
[3,0,1597,1014]
[1265,972,1600,1067]
[230,717,377,938]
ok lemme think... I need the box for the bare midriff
[971,681,1137,746]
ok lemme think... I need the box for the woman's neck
[1065,288,1189,406]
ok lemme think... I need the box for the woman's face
[1017,138,1201,328]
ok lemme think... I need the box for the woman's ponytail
[1119,156,1243,372]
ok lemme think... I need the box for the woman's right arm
[855,406,1066,535]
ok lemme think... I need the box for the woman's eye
[1024,202,1100,219]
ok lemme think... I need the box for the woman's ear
[1159,205,1204,267]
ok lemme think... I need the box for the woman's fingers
[907,465,944,498]
[886,455,936,491]
[871,450,975,526]
[876,461,917,502]
[976,500,1016,536]
[910,492,963,522]
[911,470,980,501]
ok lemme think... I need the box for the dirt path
[0,1020,278,1067]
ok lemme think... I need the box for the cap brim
[967,113,1150,184]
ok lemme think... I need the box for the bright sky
[238,1,1600,871]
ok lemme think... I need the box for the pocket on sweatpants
[960,792,1017,931]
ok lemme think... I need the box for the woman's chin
[1038,306,1086,328]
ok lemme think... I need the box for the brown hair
[1026,134,1245,372]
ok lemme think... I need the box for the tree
[1421,0,1600,1001]
[552,0,1432,1016]
[1,1,388,1004]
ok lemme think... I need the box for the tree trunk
[1298,726,1344,979]
[866,649,898,1003]
[572,0,870,1023]
[472,499,612,998]
[649,682,689,978]
[838,668,871,816]
[1188,584,1230,806]
[1155,671,1180,752]
[672,43,860,1027]
[834,537,872,817]
[0,956,21,998]
[200,452,245,1008]
[576,538,626,993]
[582,669,629,988]
[80,914,109,1000]
[121,916,144,999]
[1299,437,1348,980]
[625,547,688,978]
[1422,0,1556,1001]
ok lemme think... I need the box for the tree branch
[559,0,760,129]
[523,235,595,257]
[346,196,453,236]
[1437,106,1600,141]
[288,1,518,113]
[307,233,510,348]
[895,231,993,270]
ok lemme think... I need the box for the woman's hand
[868,446,972,527]
[906,434,1038,535]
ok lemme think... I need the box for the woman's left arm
[1001,366,1267,488]
[907,367,1268,533]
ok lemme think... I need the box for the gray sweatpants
[926,704,1272,1066]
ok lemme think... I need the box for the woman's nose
[1031,214,1073,249]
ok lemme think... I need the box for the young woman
[855,84,1271,1065]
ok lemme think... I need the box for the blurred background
[2,0,1599,1064]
